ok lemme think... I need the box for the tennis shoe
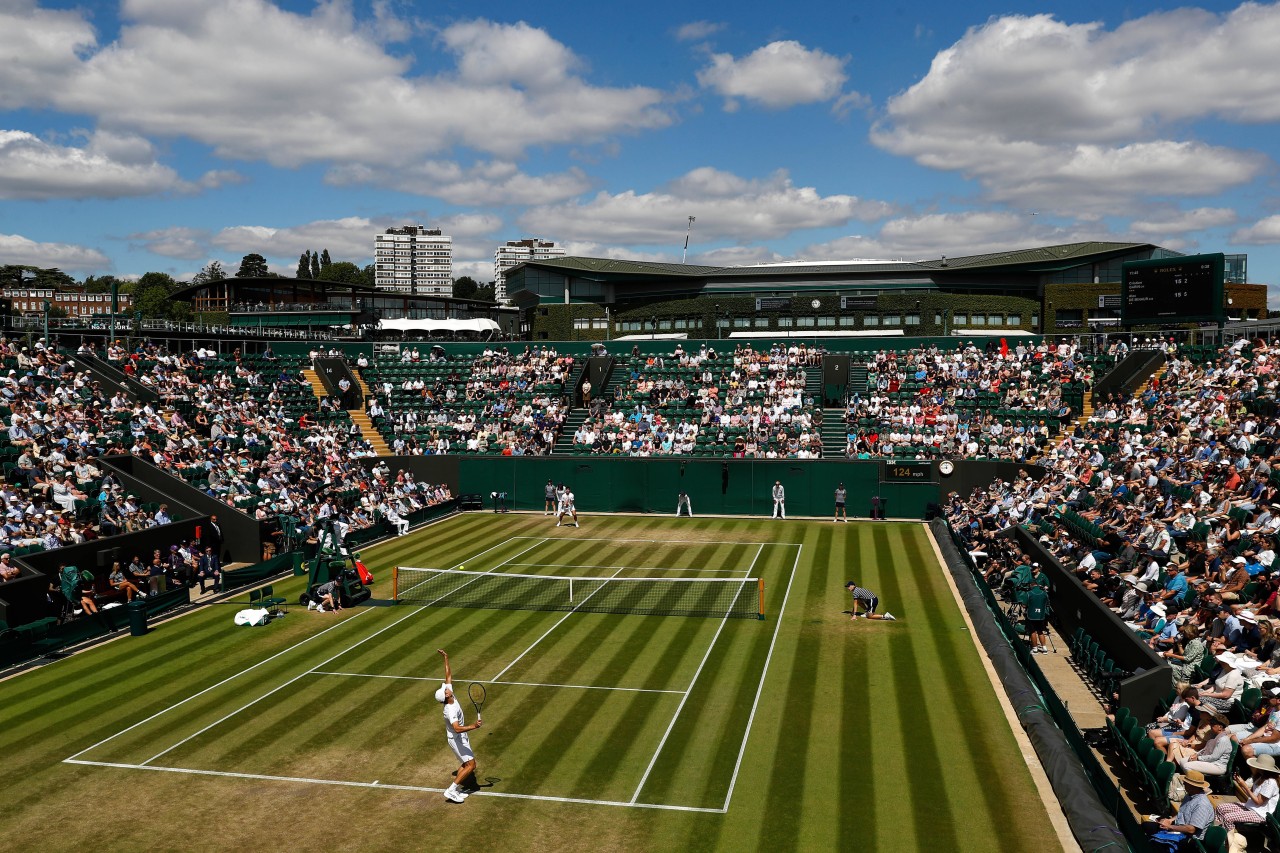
[307,601,316,611]
[883,612,896,621]
[444,789,465,804]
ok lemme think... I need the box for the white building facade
[374,226,453,296]
[494,239,564,303]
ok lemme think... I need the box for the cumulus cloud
[0,129,234,199]
[873,6,1280,211]
[0,2,671,167]
[1129,207,1238,236]
[127,226,210,260]
[522,167,893,245]
[325,160,591,205]
[674,21,725,42]
[697,40,855,110]
[1233,215,1280,244]
[791,211,1131,263]
[0,232,109,271]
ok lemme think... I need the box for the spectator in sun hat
[1145,768,1214,845]
[1196,652,1247,716]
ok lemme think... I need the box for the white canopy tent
[377,317,501,334]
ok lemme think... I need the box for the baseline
[61,759,726,813]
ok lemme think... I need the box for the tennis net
[392,567,764,619]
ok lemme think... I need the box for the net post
[392,566,399,604]
[758,578,765,620]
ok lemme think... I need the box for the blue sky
[1,0,1278,298]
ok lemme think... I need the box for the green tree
[320,249,332,271]
[452,276,479,300]
[310,251,320,279]
[317,261,365,285]
[296,251,311,279]
[236,253,270,278]
[130,271,178,318]
[361,263,376,288]
[473,285,497,304]
[82,274,124,294]
[192,260,227,284]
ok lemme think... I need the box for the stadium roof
[519,241,1161,280]
[913,241,1156,270]
[526,257,720,276]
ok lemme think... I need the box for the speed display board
[1121,253,1224,324]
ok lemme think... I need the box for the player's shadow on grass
[451,770,499,789]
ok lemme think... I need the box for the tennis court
[66,532,796,812]
[5,513,1064,852]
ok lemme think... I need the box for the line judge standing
[771,480,786,519]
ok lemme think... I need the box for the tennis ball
[459,565,466,570]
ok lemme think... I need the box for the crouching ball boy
[436,649,482,803]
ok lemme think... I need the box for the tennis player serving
[436,649,482,803]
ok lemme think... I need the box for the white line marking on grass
[507,562,751,574]
[137,603,429,767]
[630,543,766,804]
[65,608,374,763]
[508,536,802,546]
[311,671,684,695]
[487,565,629,682]
[62,760,726,813]
[720,543,803,813]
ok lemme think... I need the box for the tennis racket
[469,682,486,719]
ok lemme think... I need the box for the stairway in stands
[301,368,328,400]
[550,359,591,455]
[305,367,391,456]
[820,417,848,458]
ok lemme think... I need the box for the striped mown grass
[0,513,1062,852]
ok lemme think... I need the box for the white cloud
[209,216,396,263]
[696,40,854,110]
[0,0,96,110]
[793,211,1128,263]
[873,6,1280,211]
[1129,207,1238,236]
[0,232,109,271]
[1233,215,1280,244]
[522,167,893,245]
[0,2,671,167]
[127,226,209,260]
[0,129,227,200]
[674,21,725,42]
[325,160,591,205]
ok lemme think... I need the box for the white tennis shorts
[448,731,475,763]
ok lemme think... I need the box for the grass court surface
[2,513,1061,852]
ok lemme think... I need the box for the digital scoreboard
[1121,253,1225,325]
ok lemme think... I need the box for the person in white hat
[435,649,481,803]
[1215,752,1280,833]
[1195,653,1246,716]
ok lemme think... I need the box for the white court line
[68,535,525,764]
[630,543,766,804]
[62,759,725,813]
[135,536,535,768]
[138,602,429,767]
[508,536,802,546]
[720,543,803,812]
[487,565,630,682]
[507,562,750,574]
[65,608,374,762]
[311,671,684,695]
